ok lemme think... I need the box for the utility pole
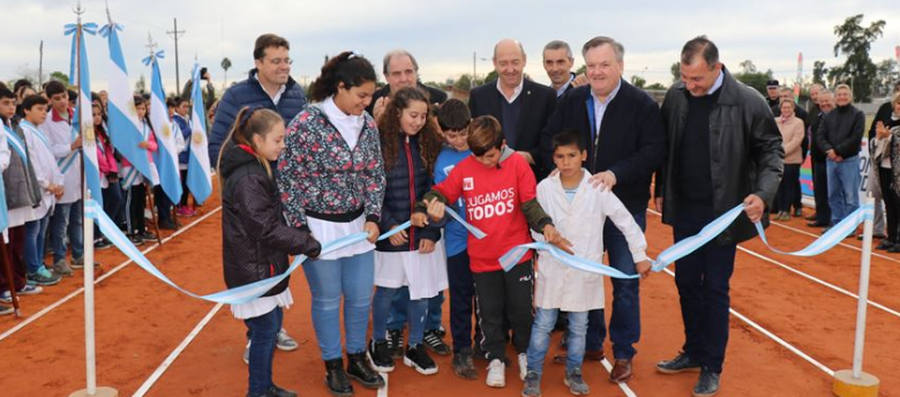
[38,40,44,86]
[167,18,185,92]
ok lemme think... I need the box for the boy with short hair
[412,115,571,388]
[434,99,480,379]
[18,95,64,286]
[41,81,83,275]
[522,131,651,396]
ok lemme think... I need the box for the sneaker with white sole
[403,344,438,375]
[564,368,590,395]
[0,285,43,303]
[386,329,404,359]
[486,358,506,388]
[518,353,528,381]
[368,339,395,372]
[423,329,451,356]
[522,370,542,397]
[27,267,61,286]
[0,304,13,316]
[276,329,298,351]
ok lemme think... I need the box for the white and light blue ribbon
[756,204,874,256]
[2,125,27,161]
[500,241,639,279]
[88,199,413,305]
[443,206,486,239]
[651,204,746,272]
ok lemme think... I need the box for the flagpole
[68,1,117,395]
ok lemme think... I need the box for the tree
[831,14,886,102]
[812,61,829,86]
[646,82,667,91]
[734,68,774,95]
[630,75,646,89]
[49,71,69,86]
[135,74,147,94]
[454,74,474,91]
[670,62,680,83]
[575,64,587,75]
[739,60,757,74]
[873,59,899,98]
[483,70,498,83]
[220,57,232,90]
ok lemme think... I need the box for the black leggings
[125,183,147,235]
[879,167,899,243]
[472,260,534,361]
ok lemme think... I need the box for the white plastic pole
[84,203,97,394]
[852,195,874,379]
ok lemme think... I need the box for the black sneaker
[386,329,404,359]
[346,352,384,389]
[140,231,158,241]
[452,347,477,380]
[423,329,450,356]
[94,238,113,250]
[324,358,353,397]
[693,367,721,397]
[267,384,298,397]
[367,339,395,372]
[403,344,438,375]
[657,352,702,374]
[129,234,145,246]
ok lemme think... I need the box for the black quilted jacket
[220,143,321,297]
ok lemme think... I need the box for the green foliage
[830,14,886,102]
[49,71,69,85]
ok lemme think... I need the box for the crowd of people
[3,30,899,397]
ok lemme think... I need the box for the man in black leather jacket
[654,36,783,397]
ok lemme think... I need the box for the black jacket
[657,67,784,245]
[541,80,666,213]
[376,134,441,252]
[816,104,865,159]
[366,82,448,116]
[469,78,556,178]
[220,144,321,297]
[810,109,829,162]
[870,101,894,141]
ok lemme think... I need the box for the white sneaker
[486,358,506,388]
[518,353,528,381]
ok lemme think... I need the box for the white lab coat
[532,170,648,312]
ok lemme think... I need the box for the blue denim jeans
[826,156,861,225]
[302,251,374,360]
[387,287,444,332]
[23,213,51,274]
[527,308,588,375]
[49,200,84,263]
[244,307,283,395]
[586,212,645,359]
[373,287,428,346]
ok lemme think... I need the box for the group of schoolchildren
[222,82,651,397]
[0,78,202,316]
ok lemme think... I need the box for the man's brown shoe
[609,359,633,383]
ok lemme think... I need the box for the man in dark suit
[543,40,578,98]
[540,36,666,384]
[367,50,448,122]
[468,39,556,178]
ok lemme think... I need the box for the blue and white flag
[66,22,103,206]
[145,51,182,203]
[100,21,154,184]
[0,129,9,235]
[186,63,212,204]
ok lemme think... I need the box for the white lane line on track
[769,220,900,265]
[132,303,224,397]
[601,358,638,397]
[661,269,836,377]
[644,209,900,319]
[0,207,223,343]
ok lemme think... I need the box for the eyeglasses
[266,57,293,65]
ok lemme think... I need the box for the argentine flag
[145,51,182,204]
[66,22,103,206]
[0,130,8,236]
[100,21,154,184]
[186,63,212,204]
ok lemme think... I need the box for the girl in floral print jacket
[277,102,384,228]
[276,51,387,396]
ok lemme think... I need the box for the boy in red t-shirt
[412,115,570,389]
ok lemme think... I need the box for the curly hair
[377,86,442,176]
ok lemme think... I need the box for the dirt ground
[1,189,898,396]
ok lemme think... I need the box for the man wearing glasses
[210,33,307,163]
[209,33,307,361]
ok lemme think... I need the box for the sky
[3,0,899,94]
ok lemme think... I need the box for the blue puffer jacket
[376,133,441,253]
[209,69,307,165]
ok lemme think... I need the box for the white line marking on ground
[600,358,638,397]
[661,269,836,377]
[0,207,222,343]
[377,372,388,397]
[132,302,224,397]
